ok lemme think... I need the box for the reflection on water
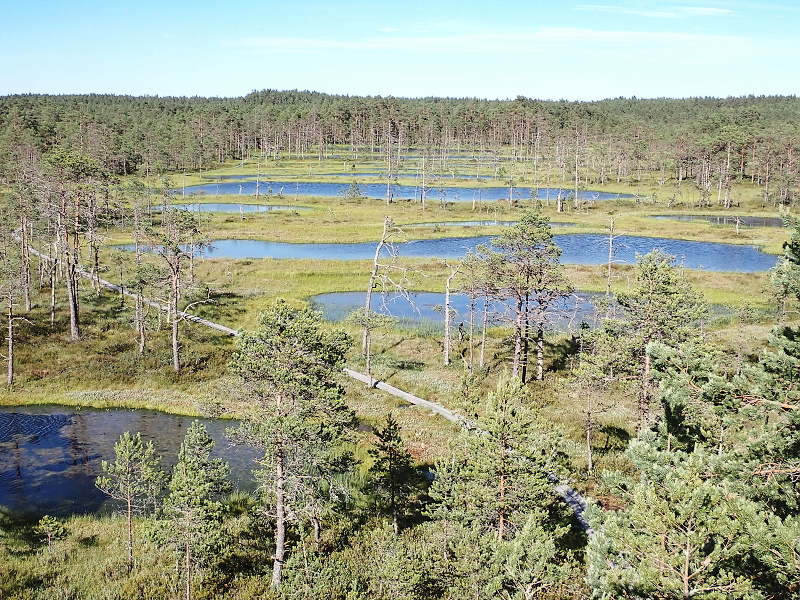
[403,220,576,228]
[199,175,257,180]
[183,180,635,202]
[311,291,604,329]
[167,203,311,213]
[319,172,500,181]
[146,234,776,272]
[650,214,784,228]
[0,407,261,518]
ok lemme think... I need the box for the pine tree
[154,421,230,600]
[96,431,166,569]
[424,374,576,599]
[429,373,565,541]
[616,250,707,432]
[367,413,421,535]
[593,324,800,599]
[587,440,767,600]
[228,298,354,588]
[490,208,573,381]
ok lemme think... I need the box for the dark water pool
[650,214,784,228]
[319,172,510,181]
[311,291,732,328]
[402,220,576,228]
[0,407,261,518]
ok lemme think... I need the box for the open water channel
[649,215,784,228]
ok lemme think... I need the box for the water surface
[188,234,777,272]
[403,220,576,228]
[183,180,635,203]
[650,215,784,228]
[167,203,311,213]
[312,291,604,329]
[0,407,261,518]
[312,290,732,328]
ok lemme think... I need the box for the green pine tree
[228,298,354,588]
[154,421,230,600]
[490,209,574,381]
[96,431,166,569]
[616,250,707,432]
[587,440,766,600]
[367,413,422,535]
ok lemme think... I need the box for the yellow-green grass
[4,164,796,495]
[0,286,232,407]
[111,191,791,255]
[184,154,780,204]
[0,514,204,599]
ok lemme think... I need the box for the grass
[0,290,234,413]
[143,193,789,248]
[3,160,797,510]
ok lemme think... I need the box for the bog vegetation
[0,91,799,599]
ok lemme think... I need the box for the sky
[1,0,798,101]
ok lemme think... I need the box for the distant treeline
[1,91,798,202]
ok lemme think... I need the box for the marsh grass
[0,286,233,411]
[6,161,796,526]
[150,194,789,249]
[0,503,280,600]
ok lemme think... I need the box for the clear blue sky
[1,0,797,101]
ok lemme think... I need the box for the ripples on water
[0,408,260,518]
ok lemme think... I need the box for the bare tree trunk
[443,264,460,366]
[67,194,81,341]
[184,526,192,600]
[468,297,476,370]
[66,258,80,340]
[49,259,57,327]
[606,216,619,297]
[512,301,524,379]
[272,439,286,588]
[133,209,147,353]
[363,216,394,386]
[20,216,31,312]
[170,263,181,372]
[480,297,488,368]
[724,141,733,210]
[7,298,14,386]
[536,326,544,381]
[421,152,427,210]
[126,497,133,570]
[138,302,146,354]
[311,516,321,548]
